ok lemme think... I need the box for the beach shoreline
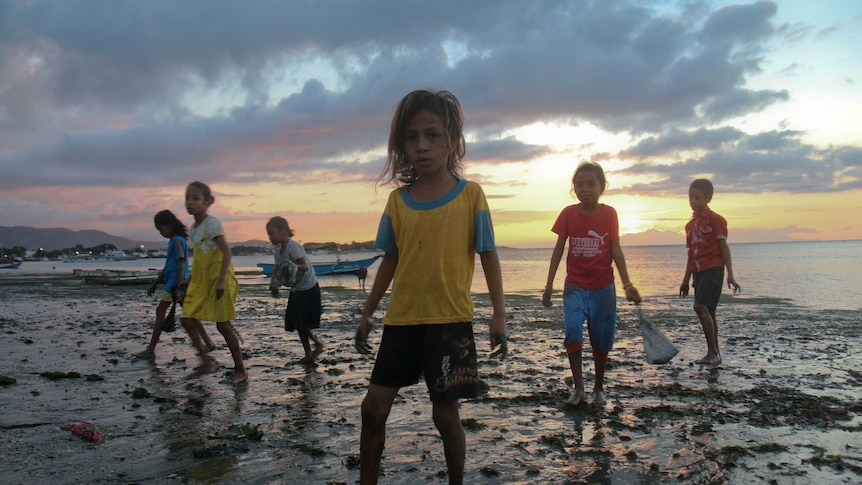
[1,273,860,484]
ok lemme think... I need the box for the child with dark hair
[266,216,323,365]
[179,181,247,384]
[680,179,741,367]
[135,210,214,359]
[354,89,508,484]
[543,162,641,407]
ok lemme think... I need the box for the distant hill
[0,226,155,251]
[0,226,270,252]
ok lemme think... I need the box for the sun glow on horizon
[505,121,631,153]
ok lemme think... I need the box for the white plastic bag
[637,305,679,365]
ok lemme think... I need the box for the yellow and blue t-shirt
[374,178,496,325]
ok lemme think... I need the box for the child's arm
[542,235,567,307]
[213,234,231,299]
[480,250,508,359]
[718,239,741,293]
[680,255,692,297]
[148,270,164,296]
[355,253,398,354]
[293,257,309,273]
[172,241,186,301]
[269,265,280,297]
[610,240,641,303]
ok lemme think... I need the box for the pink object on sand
[61,421,104,442]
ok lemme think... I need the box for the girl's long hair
[376,89,466,187]
[154,210,188,239]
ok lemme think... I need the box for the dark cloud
[617,130,858,195]
[469,138,550,164]
[622,127,745,158]
[0,0,858,233]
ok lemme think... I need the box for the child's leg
[297,329,324,363]
[189,319,217,357]
[298,329,312,355]
[135,300,171,358]
[310,331,323,357]
[181,317,206,355]
[563,286,588,406]
[566,347,586,405]
[432,400,466,483]
[592,354,608,405]
[182,318,216,375]
[692,268,723,365]
[709,308,720,359]
[360,384,399,484]
[586,284,616,404]
[216,321,247,383]
[694,304,720,364]
[199,322,217,352]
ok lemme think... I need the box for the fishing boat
[257,254,381,277]
[73,268,161,286]
[1,248,22,268]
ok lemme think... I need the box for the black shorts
[370,322,478,404]
[284,283,321,332]
[693,267,724,310]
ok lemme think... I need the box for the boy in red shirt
[679,179,741,367]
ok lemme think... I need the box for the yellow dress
[181,216,238,322]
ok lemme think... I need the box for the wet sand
[1,273,860,484]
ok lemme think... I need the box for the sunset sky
[1,1,860,248]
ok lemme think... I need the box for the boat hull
[73,268,161,286]
[257,255,381,277]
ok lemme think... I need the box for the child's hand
[147,281,158,297]
[215,280,225,299]
[541,286,553,307]
[727,277,741,294]
[177,279,189,290]
[679,282,689,297]
[625,284,642,303]
[489,332,508,360]
[355,316,373,355]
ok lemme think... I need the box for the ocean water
[477,240,862,311]
[8,240,860,311]
[2,240,861,484]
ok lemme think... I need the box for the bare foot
[298,355,317,365]
[225,370,248,384]
[186,362,217,379]
[565,389,586,407]
[592,390,606,406]
[133,349,154,360]
[696,354,721,366]
[312,343,324,359]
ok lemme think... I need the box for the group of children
[135,182,249,384]
[134,89,739,484]
[135,183,327,382]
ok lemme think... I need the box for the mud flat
[0,273,860,484]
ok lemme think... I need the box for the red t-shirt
[552,204,619,290]
[685,206,728,272]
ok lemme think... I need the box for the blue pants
[563,283,617,357]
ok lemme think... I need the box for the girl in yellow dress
[179,181,248,384]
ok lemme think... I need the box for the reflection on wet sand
[0,274,860,484]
